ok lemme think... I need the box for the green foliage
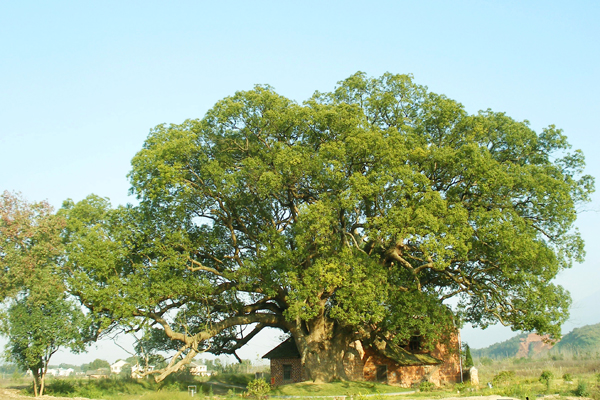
[0,191,66,300]
[83,359,111,371]
[419,381,435,392]
[2,290,89,396]
[479,357,493,366]
[0,363,21,374]
[464,344,474,368]
[45,379,76,395]
[540,370,554,391]
[574,381,589,397]
[472,333,528,359]
[562,373,573,381]
[493,370,516,385]
[208,373,255,387]
[496,383,530,399]
[246,378,271,399]
[552,323,600,355]
[60,72,594,381]
[269,381,410,396]
[0,191,94,396]
[139,392,196,400]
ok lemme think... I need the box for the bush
[493,370,516,385]
[419,381,435,392]
[246,378,271,399]
[498,383,529,399]
[45,379,76,395]
[563,373,573,382]
[540,370,553,391]
[574,382,589,397]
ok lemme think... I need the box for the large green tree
[61,73,593,382]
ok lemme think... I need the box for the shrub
[419,381,435,392]
[45,379,76,395]
[574,382,589,397]
[539,370,553,391]
[246,378,271,399]
[562,373,573,382]
[499,383,529,399]
[493,370,516,385]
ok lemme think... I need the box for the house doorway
[283,364,292,381]
[376,365,388,382]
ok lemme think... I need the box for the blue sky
[1,1,599,364]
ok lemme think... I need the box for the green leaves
[59,72,594,373]
[0,191,66,300]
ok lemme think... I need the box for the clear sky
[1,1,599,365]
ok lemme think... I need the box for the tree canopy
[1,291,88,396]
[0,191,65,299]
[0,191,91,396]
[60,72,593,382]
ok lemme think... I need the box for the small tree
[246,378,271,399]
[85,358,111,371]
[0,192,91,396]
[463,344,474,368]
[540,370,554,392]
[1,291,88,396]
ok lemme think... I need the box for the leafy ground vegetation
[473,355,600,399]
[2,357,600,400]
[0,372,255,400]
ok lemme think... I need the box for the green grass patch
[269,381,412,397]
[208,372,255,387]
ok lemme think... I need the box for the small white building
[55,367,75,377]
[30,367,74,377]
[189,362,209,376]
[110,360,130,374]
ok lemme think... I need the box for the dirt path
[0,388,94,400]
[0,389,589,400]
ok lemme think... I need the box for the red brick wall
[270,358,303,386]
[362,335,461,387]
[268,334,461,387]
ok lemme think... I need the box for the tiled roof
[262,337,301,359]
[376,340,442,366]
[262,337,442,366]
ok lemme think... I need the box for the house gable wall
[270,358,303,386]
[363,335,461,387]
[267,333,461,387]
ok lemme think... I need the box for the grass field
[269,380,413,397]
[1,357,600,400]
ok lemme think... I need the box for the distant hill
[472,323,600,359]
[471,332,528,359]
[471,332,553,359]
[551,323,600,356]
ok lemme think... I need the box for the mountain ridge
[471,322,600,359]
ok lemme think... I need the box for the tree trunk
[39,370,46,397]
[32,370,39,397]
[292,314,361,383]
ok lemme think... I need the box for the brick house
[263,335,461,387]
[262,338,304,386]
